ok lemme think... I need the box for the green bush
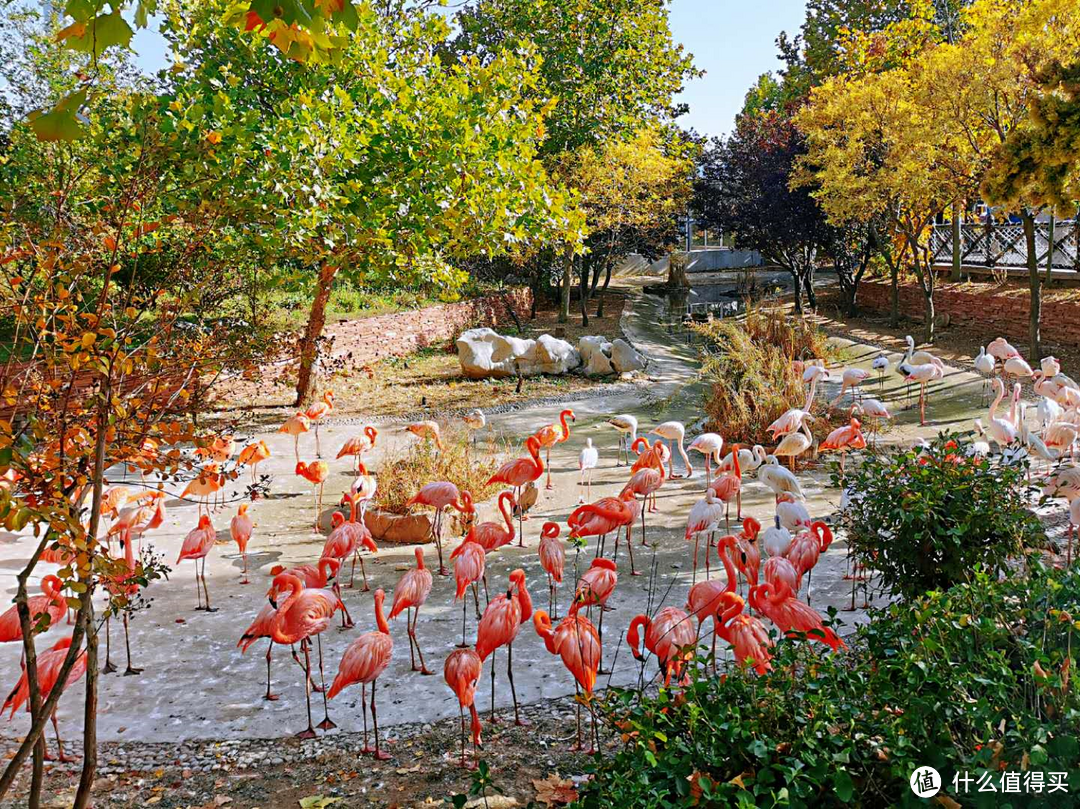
[574,563,1080,808]
[834,431,1045,600]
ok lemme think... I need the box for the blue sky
[131,0,808,140]
[671,0,808,138]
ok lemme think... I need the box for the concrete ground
[0,282,1066,748]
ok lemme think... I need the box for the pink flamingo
[533,409,576,489]
[238,601,286,701]
[177,514,217,611]
[626,606,696,686]
[388,547,434,674]
[750,581,845,651]
[408,482,475,575]
[445,648,484,769]
[534,609,601,752]
[295,460,329,531]
[0,575,66,643]
[538,521,565,617]
[708,442,743,527]
[324,494,379,590]
[685,489,724,583]
[337,426,378,473]
[304,390,335,457]
[568,494,639,575]
[3,635,87,762]
[464,491,516,553]
[237,440,271,487]
[268,571,344,738]
[685,535,741,672]
[327,589,394,759]
[820,418,866,476]
[784,521,833,604]
[621,460,666,554]
[475,569,531,725]
[450,539,487,647]
[348,465,378,517]
[230,503,254,584]
[278,412,311,463]
[731,517,763,593]
[486,436,544,545]
[102,530,143,676]
[572,557,618,673]
[716,592,774,675]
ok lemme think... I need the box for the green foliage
[575,563,1080,808]
[447,760,504,808]
[694,308,836,446]
[835,432,1045,600]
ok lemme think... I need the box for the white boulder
[611,338,648,373]
[578,336,615,376]
[533,334,581,375]
[458,328,580,378]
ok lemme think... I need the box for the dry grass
[694,306,844,447]
[375,424,512,515]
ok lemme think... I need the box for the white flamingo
[687,432,724,484]
[758,455,804,501]
[577,438,599,504]
[986,379,1018,448]
[974,346,996,404]
[649,421,693,479]
[606,414,638,466]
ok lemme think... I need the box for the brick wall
[322,287,532,365]
[857,279,1080,350]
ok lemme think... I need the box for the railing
[929,219,1080,272]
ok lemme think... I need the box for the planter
[363,509,433,544]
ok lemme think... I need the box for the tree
[557,127,694,324]
[452,0,699,322]
[694,112,833,315]
[171,2,582,405]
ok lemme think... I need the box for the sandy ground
[0,279,1073,806]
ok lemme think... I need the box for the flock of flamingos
[5,333,1080,769]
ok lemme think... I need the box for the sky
[670,0,808,138]
[128,0,809,140]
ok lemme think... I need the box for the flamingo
[450,540,486,648]
[238,602,285,702]
[463,409,487,444]
[687,432,724,485]
[534,408,575,489]
[336,426,378,473]
[327,589,393,758]
[621,461,666,556]
[715,592,773,675]
[268,572,345,738]
[768,373,820,439]
[762,516,798,595]
[278,412,311,463]
[970,420,992,458]
[606,414,638,466]
[322,510,377,595]
[775,492,812,533]
[899,336,944,406]
[1042,355,1062,377]
[854,398,891,445]
[568,494,639,575]
[987,379,1019,447]
[685,553,732,670]
[237,440,271,487]
[785,521,833,604]
[0,576,67,644]
[685,489,724,583]
[578,437,599,503]
[830,368,871,406]
[1003,355,1034,385]
[464,490,516,553]
[1045,422,1079,460]
[181,465,223,516]
[987,336,1020,362]
[3,635,87,762]
[1045,465,1080,501]
[347,464,378,519]
[750,581,845,651]
[820,417,866,476]
[538,522,565,617]
[631,437,669,475]
[649,421,693,479]
[177,515,217,611]
[626,607,696,686]
[407,481,475,576]
[533,609,601,752]
[295,460,329,531]
[386,547,434,674]
[871,353,889,390]
[475,569,531,725]
[572,557,618,672]
[708,442,743,527]
[305,390,335,457]
[974,347,996,403]
[486,435,543,546]
[758,456,804,501]
[898,360,944,426]
[731,518,762,593]
[406,420,444,454]
[271,558,341,590]
[444,648,484,769]
[102,528,146,676]
[717,444,766,477]
[774,417,814,470]
[230,504,254,584]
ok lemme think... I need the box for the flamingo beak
[268,597,277,609]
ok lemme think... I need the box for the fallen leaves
[299,797,342,808]
[533,774,578,806]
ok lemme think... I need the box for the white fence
[930,220,1080,272]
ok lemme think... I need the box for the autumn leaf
[299,797,342,809]
[54,21,87,42]
[313,0,344,15]
[206,130,223,145]
[533,774,578,806]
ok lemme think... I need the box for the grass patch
[694,306,843,446]
[376,424,512,515]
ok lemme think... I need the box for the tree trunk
[559,245,573,323]
[890,261,899,327]
[579,258,589,327]
[923,287,935,344]
[950,202,962,281]
[595,263,614,318]
[791,270,804,315]
[1020,210,1041,360]
[295,263,337,407]
[804,265,817,309]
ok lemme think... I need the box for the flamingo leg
[103,615,116,674]
[507,642,525,726]
[122,612,141,676]
[597,607,609,675]
[315,424,321,458]
[412,607,432,675]
[489,646,498,723]
[296,640,317,739]
[316,633,335,730]
[459,599,468,649]
[241,552,250,585]
[516,488,525,547]
[573,684,583,751]
[545,447,553,490]
[360,683,370,753]
[435,508,448,576]
[359,555,370,592]
[264,640,279,700]
[626,522,638,576]
[459,705,467,768]
[50,712,70,763]
[693,535,699,584]
[201,557,216,612]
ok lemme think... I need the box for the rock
[457,327,581,378]
[611,338,647,372]
[577,335,615,376]
[532,334,581,375]
[364,509,432,544]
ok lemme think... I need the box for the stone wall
[323,287,532,365]
[857,279,1080,350]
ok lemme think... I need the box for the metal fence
[930,219,1080,272]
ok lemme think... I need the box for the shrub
[694,306,839,446]
[574,563,1080,808]
[834,431,1045,600]
[376,425,510,515]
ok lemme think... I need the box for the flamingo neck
[318,558,334,583]
[990,383,1004,419]
[803,376,817,411]
[732,445,741,479]
[499,493,514,535]
[415,548,425,570]
[559,410,571,439]
[531,441,545,473]
[514,577,533,621]
[720,597,743,626]
[717,538,738,592]
[627,614,647,658]
[375,595,389,634]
